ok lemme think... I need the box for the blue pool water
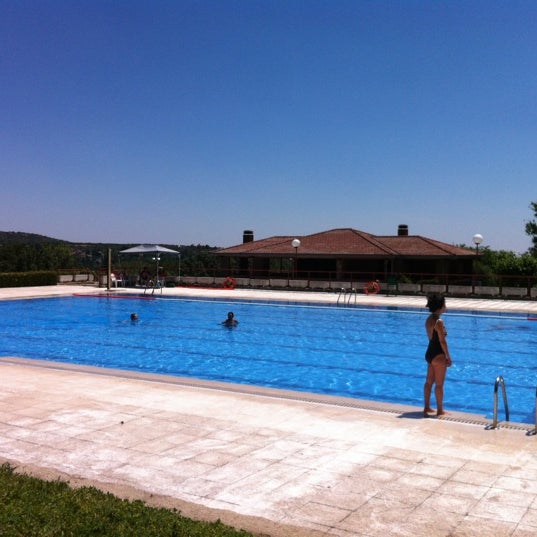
[0,296,536,424]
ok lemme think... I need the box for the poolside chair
[110,273,126,288]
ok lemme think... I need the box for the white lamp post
[473,233,483,254]
[291,238,301,278]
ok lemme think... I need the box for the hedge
[0,271,58,288]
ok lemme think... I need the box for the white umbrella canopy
[120,244,180,255]
[118,245,180,292]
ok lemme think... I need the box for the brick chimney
[243,230,254,243]
[397,224,408,236]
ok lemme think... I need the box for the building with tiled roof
[216,226,476,282]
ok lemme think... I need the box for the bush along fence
[0,271,58,288]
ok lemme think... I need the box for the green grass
[0,463,255,537]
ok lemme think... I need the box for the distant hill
[0,231,69,245]
[0,232,217,251]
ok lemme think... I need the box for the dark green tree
[476,247,537,286]
[525,201,537,256]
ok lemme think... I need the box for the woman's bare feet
[423,407,435,417]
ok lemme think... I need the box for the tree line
[0,234,221,276]
[472,201,537,283]
[2,201,537,278]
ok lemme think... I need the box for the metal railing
[491,375,510,429]
[534,386,537,436]
[170,268,537,298]
[336,287,357,306]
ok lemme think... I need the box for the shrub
[0,271,58,287]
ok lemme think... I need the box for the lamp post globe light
[473,233,483,254]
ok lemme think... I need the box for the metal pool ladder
[534,386,537,436]
[491,375,509,429]
[336,288,357,306]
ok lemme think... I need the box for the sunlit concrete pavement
[2,285,537,537]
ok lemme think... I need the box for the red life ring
[223,276,236,290]
[364,281,380,295]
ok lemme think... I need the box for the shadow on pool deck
[2,285,537,536]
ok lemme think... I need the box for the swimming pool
[0,295,536,424]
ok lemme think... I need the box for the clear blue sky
[1,1,536,252]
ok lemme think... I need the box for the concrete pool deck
[2,285,537,536]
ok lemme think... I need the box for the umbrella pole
[107,248,112,291]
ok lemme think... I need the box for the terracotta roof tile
[217,228,475,258]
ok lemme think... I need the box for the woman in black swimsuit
[424,294,452,417]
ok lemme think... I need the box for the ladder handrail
[491,375,509,428]
[337,287,358,306]
[534,386,537,436]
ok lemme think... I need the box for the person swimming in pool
[222,311,238,327]
[424,294,452,417]
[130,312,138,322]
